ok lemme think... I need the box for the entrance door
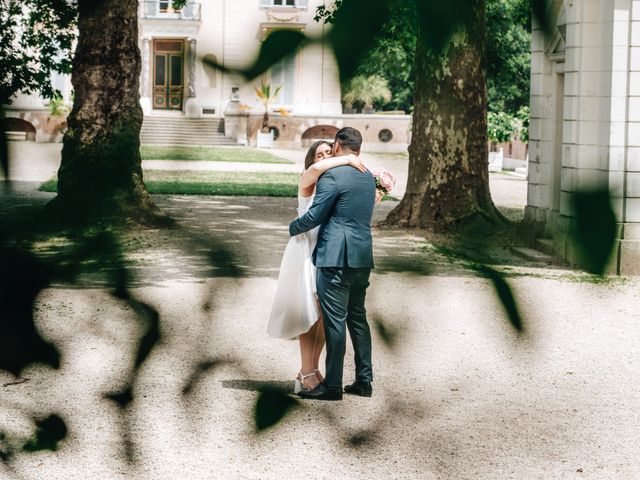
[153,39,184,110]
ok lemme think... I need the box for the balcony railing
[139,1,201,21]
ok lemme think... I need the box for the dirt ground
[1,143,639,480]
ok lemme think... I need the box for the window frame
[260,0,308,9]
[268,53,298,107]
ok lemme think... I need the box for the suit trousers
[316,266,373,390]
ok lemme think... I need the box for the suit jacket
[289,165,376,268]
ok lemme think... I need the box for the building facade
[526,0,640,274]
[2,0,411,151]
[137,0,342,117]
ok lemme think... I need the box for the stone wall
[490,139,528,161]
[1,109,67,143]
[526,0,640,274]
[242,113,411,152]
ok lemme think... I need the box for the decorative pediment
[547,29,566,62]
[259,23,306,40]
[266,8,303,23]
[546,1,566,62]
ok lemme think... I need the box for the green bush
[487,111,517,144]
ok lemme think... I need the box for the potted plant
[342,75,392,114]
[255,82,282,148]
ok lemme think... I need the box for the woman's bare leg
[298,320,323,390]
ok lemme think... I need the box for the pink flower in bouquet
[371,167,396,203]
[371,167,396,193]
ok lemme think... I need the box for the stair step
[141,136,232,141]
[143,117,224,123]
[140,130,224,138]
[535,238,555,256]
[511,247,553,263]
[140,139,238,145]
[140,140,238,147]
[142,123,224,128]
[141,127,222,135]
[140,136,235,140]
[140,116,231,146]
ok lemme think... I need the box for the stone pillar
[185,37,202,117]
[224,87,249,145]
[614,1,640,274]
[188,38,196,98]
[140,37,152,114]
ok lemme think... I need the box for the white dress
[267,194,321,339]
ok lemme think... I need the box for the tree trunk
[383,0,506,232]
[48,0,164,224]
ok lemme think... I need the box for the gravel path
[1,142,638,480]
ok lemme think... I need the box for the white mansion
[4,0,411,150]
[527,0,640,274]
[137,0,342,117]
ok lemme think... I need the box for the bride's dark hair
[304,140,332,170]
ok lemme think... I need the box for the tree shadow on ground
[221,379,293,392]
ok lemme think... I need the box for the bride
[267,140,366,392]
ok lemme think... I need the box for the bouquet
[371,167,396,203]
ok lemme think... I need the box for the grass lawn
[40,170,300,197]
[39,170,398,200]
[140,146,292,164]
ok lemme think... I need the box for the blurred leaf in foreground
[571,190,617,275]
[372,314,400,348]
[476,265,523,333]
[23,415,67,453]
[202,30,307,81]
[327,0,390,83]
[255,387,298,432]
[0,248,60,376]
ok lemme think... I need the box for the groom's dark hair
[334,127,362,154]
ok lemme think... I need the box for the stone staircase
[511,237,555,264]
[140,116,238,146]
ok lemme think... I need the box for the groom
[289,127,376,401]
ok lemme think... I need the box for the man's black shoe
[297,382,343,401]
[344,381,372,397]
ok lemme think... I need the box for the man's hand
[347,153,367,173]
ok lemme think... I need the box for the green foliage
[487,0,531,115]
[255,82,283,109]
[343,75,392,111]
[515,106,530,143]
[255,81,283,129]
[317,0,416,112]
[48,93,71,117]
[139,146,292,164]
[0,0,77,104]
[487,111,517,144]
[41,170,302,197]
[317,0,531,115]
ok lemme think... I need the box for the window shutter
[297,0,308,7]
[260,0,271,7]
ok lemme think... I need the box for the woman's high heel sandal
[294,371,319,393]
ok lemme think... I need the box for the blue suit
[289,165,376,389]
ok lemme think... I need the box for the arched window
[1,118,37,141]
